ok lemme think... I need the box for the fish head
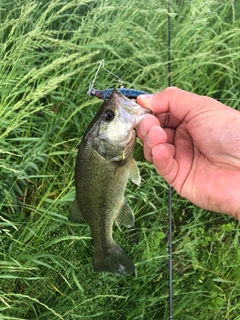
[88,88,151,160]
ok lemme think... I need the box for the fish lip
[113,90,151,129]
[129,107,151,130]
[133,111,151,128]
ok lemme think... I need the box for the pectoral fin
[129,159,141,186]
[68,198,85,222]
[116,200,134,228]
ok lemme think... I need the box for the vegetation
[0,0,240,319]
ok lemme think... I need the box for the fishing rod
[167,0,173,319]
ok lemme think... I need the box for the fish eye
[104,109,115,122]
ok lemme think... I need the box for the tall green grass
[0,0,240,319]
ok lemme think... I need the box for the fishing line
[167,0,173,319]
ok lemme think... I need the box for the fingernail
[145,133,152,147]
[138,124,146,137]
[138,94,153,99]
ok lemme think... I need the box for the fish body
[69,88,150,276]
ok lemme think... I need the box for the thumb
[137,87,226,122]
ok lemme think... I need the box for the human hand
[137,87,240,221]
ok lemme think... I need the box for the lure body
[88,88,149,100]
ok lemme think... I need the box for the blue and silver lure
[87,59,149,100]
[87,87,149,100]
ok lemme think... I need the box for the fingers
[151,144,178,185]
[142,125,168,162]
[137,114,160,142]
[138,114,175,145]
[137,87,203,186]
[138,122,193,188]
[142,125,178,184]
[137,120,178,184]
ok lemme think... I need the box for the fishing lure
[87,59,149,100]
[87,87,149,100]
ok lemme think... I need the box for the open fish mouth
[116,93,152,128]
[133,111,152,127]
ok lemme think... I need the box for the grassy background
[0,0,240,319]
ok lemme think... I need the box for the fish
[69,88,150,276]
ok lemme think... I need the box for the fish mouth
[111,88,151,128]
[117,97,151,128]
[133,110,151,128]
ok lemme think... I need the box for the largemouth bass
[69,88,150,276]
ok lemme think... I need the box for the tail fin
[93,242,135,276]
